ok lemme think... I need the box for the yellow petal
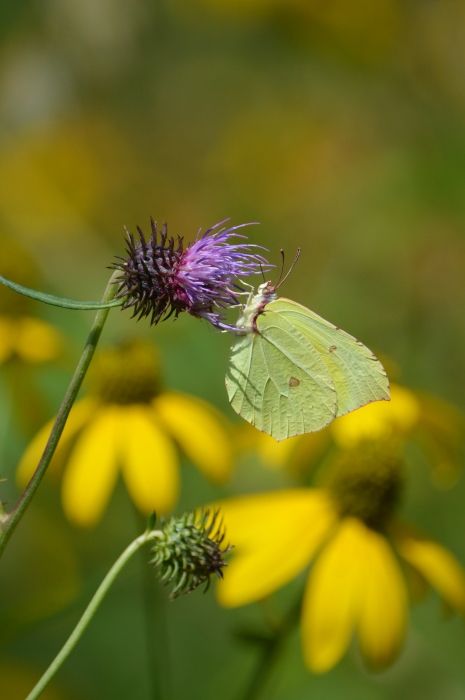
[416,393,465,489]
[61,406,120,527]
[0,315,14,363]
[215,489,337,607]
[396,530,465,612]
[402,560,429,604]
[301,517,367,673]
[357,526,408,670]
[119,405,179,515]
[332,384,420,448]
[14,317,62,363]
[154,391,233,483]
[17,398,98,485]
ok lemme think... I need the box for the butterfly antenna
[259,262,266,283]
[272,250,286,290]
[276,248,301,290]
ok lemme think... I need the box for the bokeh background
[1,0,465,698]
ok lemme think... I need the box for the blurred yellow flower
[251,383,464,487]
[331,384,420,447]
[18,340,233,527]
[0,315,62,364]
[215,444,465,672]
[0,237,62,365]
[0,125,101,239]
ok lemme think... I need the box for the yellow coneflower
[214,443,465,672]
[18,340,233,527]
[249,383,464,486]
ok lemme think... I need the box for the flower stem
[0,271,121,559]
[25,529,162,700]
[140,536,171,700]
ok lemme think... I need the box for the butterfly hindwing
[267,298,390,417]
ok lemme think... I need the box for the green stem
[0,272,124,310]
[240,596,302,700]
[134,507,171,700]
[140,540,168,700]
[0,272,121,559]
[25,529,162,700]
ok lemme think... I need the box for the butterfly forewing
[268,298,390,417]
[226,306,337,440]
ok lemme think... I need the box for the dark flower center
[323,442,404,530]
[88,340,162,405]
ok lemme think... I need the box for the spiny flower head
[150,509,231,598]
[111,218,271,329]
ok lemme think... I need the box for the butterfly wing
[268,298,390,417]
[226,306,337,441]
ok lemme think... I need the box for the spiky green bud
[150,510,231,599]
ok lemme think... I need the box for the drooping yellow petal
[0,316,14,364]
[396,530,465,612]
[216,489,337,607]
[17,398,98,485]
[154,391,233,483]
[401,559,429,603]
[61,406,120,527]
[14,317,62,363]
[332,384,420,448]
[301,517,367,673]
[120,404,179,515]
[357,526,408,670]
[416,393,465,489]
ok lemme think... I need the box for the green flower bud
[150,510,231,599]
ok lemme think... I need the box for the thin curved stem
[0,272,121,560]
[25,530,162,700]
[0,272,124,310]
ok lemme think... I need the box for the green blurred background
[1,0,465,698]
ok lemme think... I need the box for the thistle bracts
[111,219,271,329]
[150,510,231,598]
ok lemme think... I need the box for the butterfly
[225,251,390,441]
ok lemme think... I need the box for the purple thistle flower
[111,218,271,329]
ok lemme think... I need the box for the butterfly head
[257,279,277,298]
[232,249,301,334]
